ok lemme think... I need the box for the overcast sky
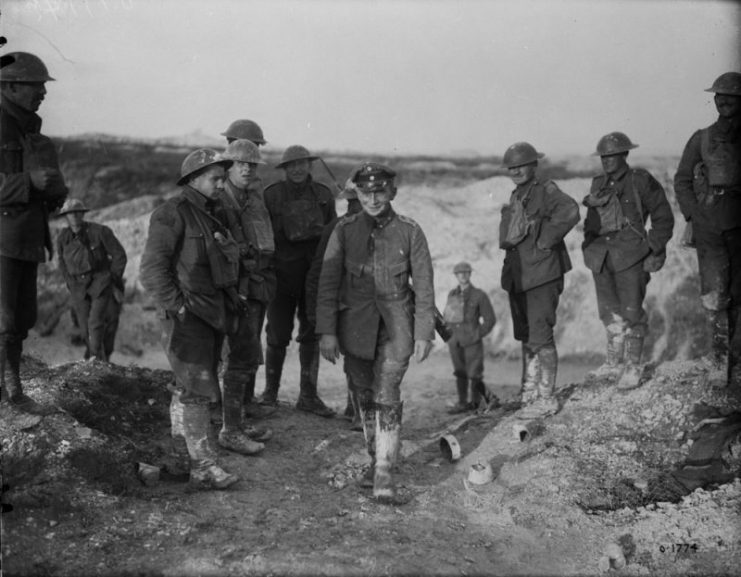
[3,0,740,157]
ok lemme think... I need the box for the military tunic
[675,116,741,362]
[57,221,127,360]
[263,175,336,346]
[0,96,67,345]
[443,283,496,381]
[315,208,435,404]
[500,179,579,350]
[140,186,235,402]
[582,166,674,336]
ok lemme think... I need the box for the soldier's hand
[29,168,61,192]
[319,334,340,364]
[414,340,433,363]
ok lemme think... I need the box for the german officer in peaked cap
[316,162,435,504]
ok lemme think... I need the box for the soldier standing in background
[216,139,275,442]
[260,145,336,416]
[141,149,259,491]
[674,72,741,390]
[57,198,128,362]
[582,132,674,390]
[0,52,67,414]
[442,261,497,414]
[499,142,579,419]
[317,162,435,504]
[306,178,365,429]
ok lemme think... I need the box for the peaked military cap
[351,162,396,191]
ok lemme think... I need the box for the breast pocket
[388,260,410,292]
[180,233,208,268]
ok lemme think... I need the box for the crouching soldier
[57,199,127,362]
[499,142,579,419]
[675,72,741,389]
[316,162,435,504]
[141,149,262,491]
[583,132,674,389]
[443,261,496,413]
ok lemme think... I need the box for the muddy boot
[348,388,363,432]
[218,375,265,455]
[170,392,185,439]
[358,396,376,488]
[705,310,730,388]
[617,333,645,391]
[3,340,51,415]
[587,325,625,382]
[296,343,335,417]
[447,372,471,414]
[373,402,403,504]
[518,345,540,409]
[259,345,286,406]
[342,391,354,420]
[183,402,239,490]
[243,371,277,419]
[521,346,559,418]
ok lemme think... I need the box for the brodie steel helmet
[177,149,231,185]
[593,132,639,157]
[220,119,267,145]
[502,142,544,169]
[222,139,266,164]
[275,145,318,169]
[0,52,55,83]
[705,72,741,96]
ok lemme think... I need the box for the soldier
[305,178,365,429]
[499,142,579,419]
[56,199,127,362]
[675,72,741,389]
[260,145,337,416]
[442,261,497,414]
[216,139,275,440]
[141,148,261,491]
[583,132,674,389]
[0,52,67,414]
[316,162,435,504]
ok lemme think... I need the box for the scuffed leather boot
[587,324,626,382]
[183,402,239,490]
[296,343,335,417]
[218,375,265,455]
[374,402,404,504]
[617,333,645,390]
[521,346,559,418]
[447,372,471,414]
[259,345,286,406]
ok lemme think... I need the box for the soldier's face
[715,93,741,119]
[66,211,85,233]
[283,159,311,184]
[3,81,46,112]
[228,160,257,189]
[455,271,471,286]
[508,163,536,186]
[357,185,396,217]
[191,165,225,198]
[601,153,628,176]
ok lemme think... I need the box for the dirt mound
[2,353,740,576]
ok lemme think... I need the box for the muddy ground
[2,332,741,577]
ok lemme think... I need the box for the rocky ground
[2,345,740,577]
